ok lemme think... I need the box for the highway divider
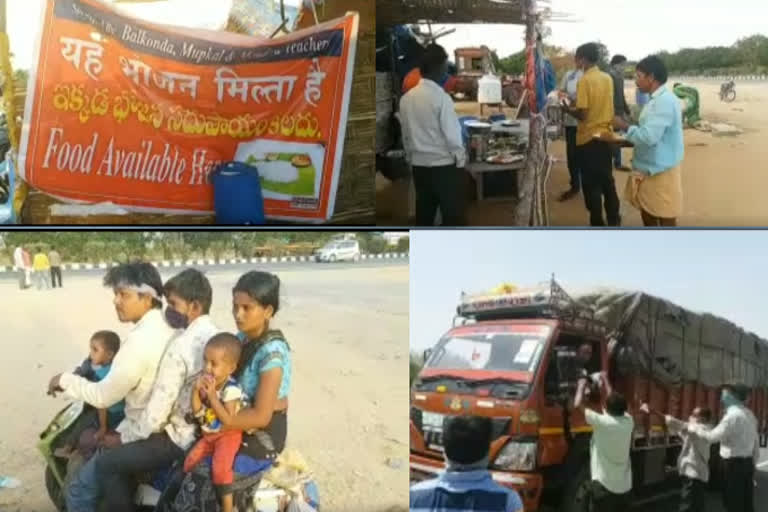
[0,252,409,273]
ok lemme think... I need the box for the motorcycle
[38,401,320,512]
[720,80,736,102]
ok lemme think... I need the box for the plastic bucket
[210,162,266,225]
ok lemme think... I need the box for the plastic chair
[210,162,266,225]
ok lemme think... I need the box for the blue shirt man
[625,85,684,175]
[410,416,524,512]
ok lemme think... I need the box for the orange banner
[19,0,359,222]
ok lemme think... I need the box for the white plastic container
[478,74,502,104]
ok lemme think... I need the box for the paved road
[0,260,410,512]
[0,258,407,282]
[638,447,768,512]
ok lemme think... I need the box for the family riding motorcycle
[720,79,736,102]
[38,401,320,512]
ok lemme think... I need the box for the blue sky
[432,0,768,62]
[411,230,768,350]
[9,0,304,70]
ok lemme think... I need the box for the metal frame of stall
[377,0,552,226]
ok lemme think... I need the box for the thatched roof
[377,0,526,26]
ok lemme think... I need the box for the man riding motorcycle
[47,265,213,511]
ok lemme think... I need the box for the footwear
[616,166,631,172]
[558,188,580,201]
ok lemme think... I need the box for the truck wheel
[45,466,67,512]
[559,465,591,512]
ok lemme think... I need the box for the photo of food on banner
[1,0,372,224]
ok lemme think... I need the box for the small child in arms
[54,330,125,457]
[184,333,244,512]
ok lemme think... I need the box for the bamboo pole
[0,0,6,33]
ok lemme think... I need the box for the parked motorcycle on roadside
[720,80,736,102]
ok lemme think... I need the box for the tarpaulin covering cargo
[575,289,768,389]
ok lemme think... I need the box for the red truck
[452,46,524,109]
[410,278,768,512]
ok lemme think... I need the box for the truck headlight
[493,441,537,471]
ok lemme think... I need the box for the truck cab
[410,280,609,512]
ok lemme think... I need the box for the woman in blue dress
[158,271,291,511]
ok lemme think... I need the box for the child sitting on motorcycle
[52,330,125,458]
[183,333,245,512]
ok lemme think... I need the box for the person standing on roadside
[613,56,684,227]
[49,246,63,288]
[562,43,621,227]
[573,372,634,512]
[682,383,759,512]
[13,245,28,290]
[400,43,467,226]
[22,246,32,289]
[33,247,51,290]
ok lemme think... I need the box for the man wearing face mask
[90,268,220,512]
[683,383,759,512]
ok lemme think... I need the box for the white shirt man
[585,408,634,495]
[399,79,466,169]
[399,48,468,227]
[689,403,759,462]
[130,314,219,449]
[13,246,23,269]
[686,393,759,512]
[59,308,175,441]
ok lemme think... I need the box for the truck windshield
[426,326,550,374]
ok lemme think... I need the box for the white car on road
[315,240,361,262]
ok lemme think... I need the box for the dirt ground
[0,264,409,512]
[549,79,768,226]
[377,79,768,226]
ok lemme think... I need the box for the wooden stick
[513,89,528,121]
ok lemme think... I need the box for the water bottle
[0,476,21,489]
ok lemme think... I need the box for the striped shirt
[410,469,524,512]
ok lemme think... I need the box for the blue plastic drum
[210,161,266,225]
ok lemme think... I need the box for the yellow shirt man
[33,252,50,271]
[575,65,615,146]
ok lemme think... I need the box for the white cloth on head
[59,308,175,442]
[117,282,160,299]
[130,315,219,449]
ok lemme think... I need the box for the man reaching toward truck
[639,403,712,512]
[573,372,634,512]
[681,383,759,512]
